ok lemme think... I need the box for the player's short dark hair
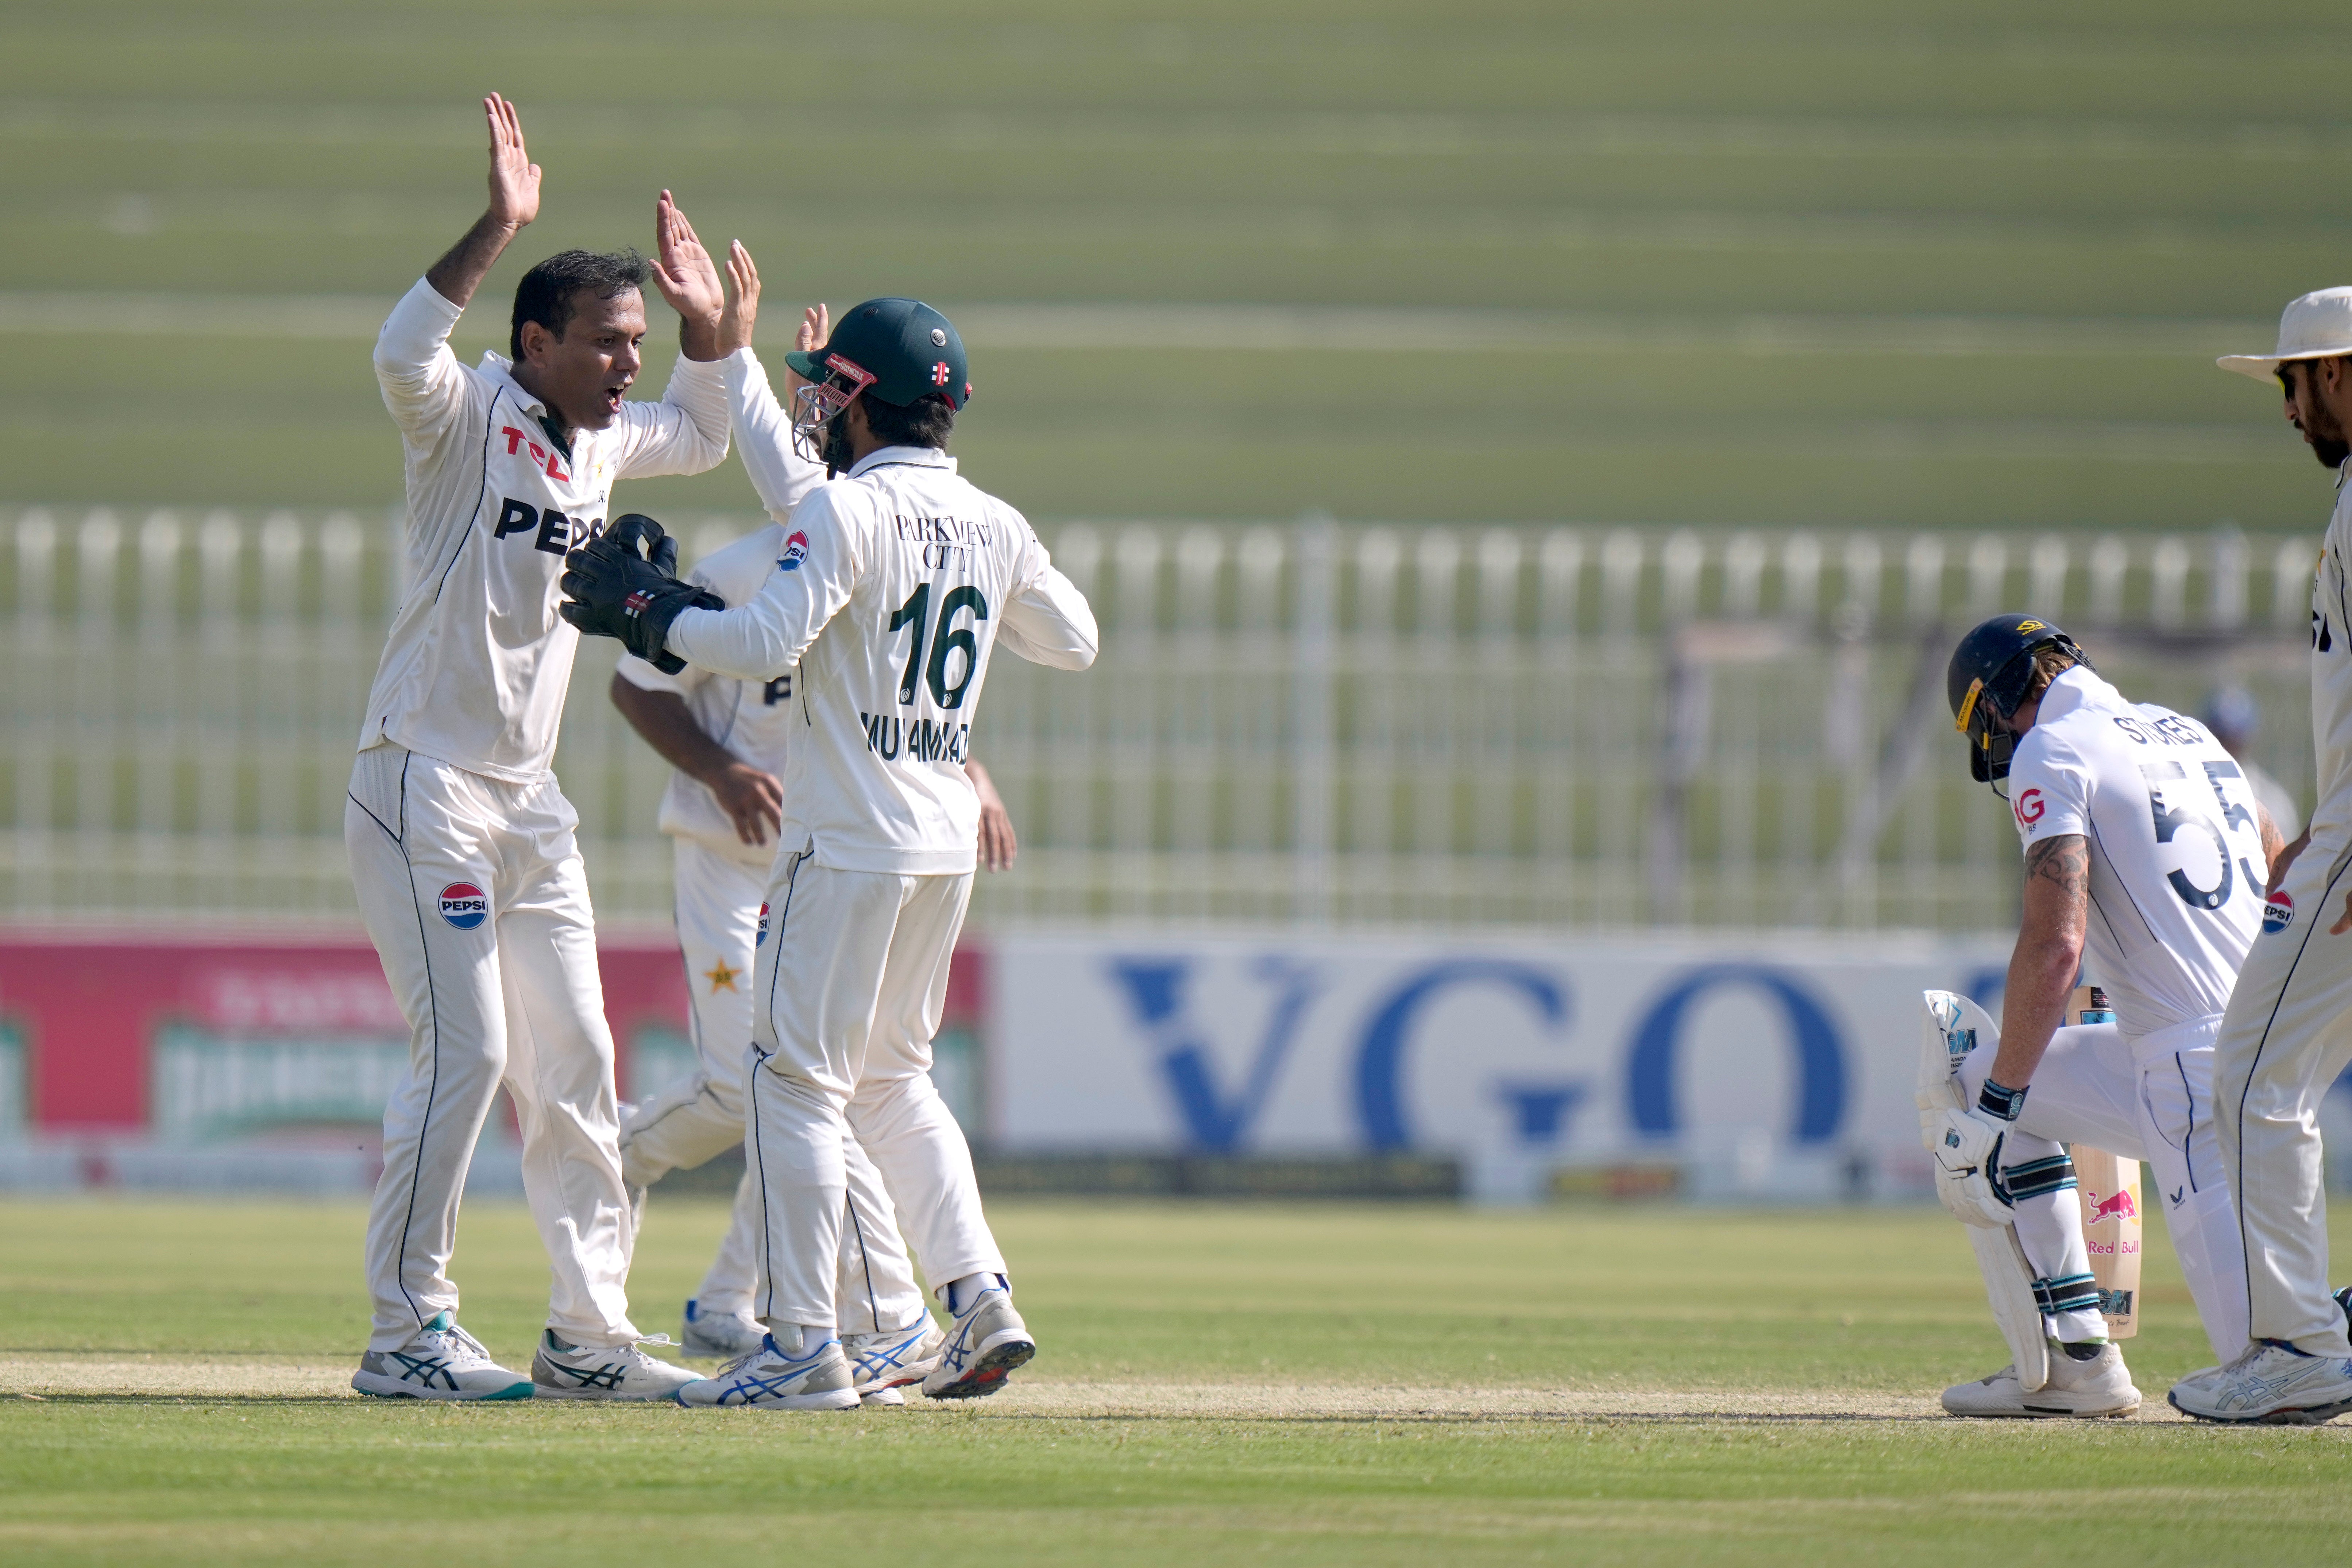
[860,392,957,451]
[510,249,649,361]
[2019,645,2078,707]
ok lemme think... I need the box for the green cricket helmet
[1947,612,2092,792]
[784,297,970,463]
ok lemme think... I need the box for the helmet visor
[788,352,879,462]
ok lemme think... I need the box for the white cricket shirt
[359,276,734,781]
[2309,466,2352,847]
[2008,665,2266,1047]
[665,443,1098,875]
[613,350,828,866]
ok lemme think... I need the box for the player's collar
[2033,663,2117,724]
[846,445,956,479]
[478,351,549,418]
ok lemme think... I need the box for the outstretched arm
[651,191,726,363]
[667,499,857,680]
[719,243,828,520]
[1990,833,2089,1088]
[425,93,538,310]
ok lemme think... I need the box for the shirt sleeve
[727,349,826,521]
[2006,735,2091,849]
[612,350,734,479]
[666,489,860,680]
[994,516,1099,671]
[373,278,471,448]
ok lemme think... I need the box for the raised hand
[424,93,537,308]
[484,93,540,231]
[783,303,831,398]
[718,240,761,357]
[651,190,725,359]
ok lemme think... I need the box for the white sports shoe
[680,1299,768,1361]
[2168,1341,2352,1424]
[862,1386,907,1407]
[1941,1341,2140,1418]
[922,1280,1035,1401]
[677,1334,861,1410]
[353,1312,532,1401]
[843,1319,946,1397]
[530,1331,706,1401]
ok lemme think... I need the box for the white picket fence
[0,507,2317,930]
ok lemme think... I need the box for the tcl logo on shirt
[2014,788,2045,827]
[500,425,571,482]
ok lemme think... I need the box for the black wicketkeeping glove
[560,513,722,674]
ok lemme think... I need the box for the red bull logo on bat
[2085,1187,2137,1224]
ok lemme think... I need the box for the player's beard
[2310,426,2351,470]
[821,411,856,478]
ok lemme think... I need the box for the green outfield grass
[3,1194,2349,1565]
[7,0,2352,527]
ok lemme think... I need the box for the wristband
[1978,1077,2028,1121]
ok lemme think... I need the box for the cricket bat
[2067,985,2141,1339]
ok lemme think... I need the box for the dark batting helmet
[1947,612,2093,790]
[784,297,970,467]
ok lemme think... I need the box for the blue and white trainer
[676,1333,860,1410]
[2168,1341,2352,1424]
[352,1312,532,1401]
[531,1330,706,1401]
[843,1318,946,1398]
[921,1279,1034,1401]
[680,1298,768,1361]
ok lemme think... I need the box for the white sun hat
[2218,287,2352,380]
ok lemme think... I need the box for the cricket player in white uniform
[560,292,1097,1409]
[345,95,734,1401]
[1927,614,2283,1417]
[2171,291,2352,1422]
[607,272,1024,1402]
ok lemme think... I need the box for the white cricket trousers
[1961,1017,2249,1362]
[747,848,1003,1332]
[345,745,639,1352]
[619,836,926,1332]
[2214,834,2352,1356]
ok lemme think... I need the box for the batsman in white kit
[344,94,735,1401]
[608,260,1025,1403]
[562,293,1098,1408]
[1922,614,2284,1417]
[2167,291,2352,1422]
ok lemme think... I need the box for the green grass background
[4,1196,2349,1565]
[9,0,2352,528]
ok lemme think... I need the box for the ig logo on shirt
[2013,788,2045,829]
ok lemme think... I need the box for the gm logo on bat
[439,883,489,930]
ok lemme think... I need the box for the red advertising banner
[0,926,983,1137]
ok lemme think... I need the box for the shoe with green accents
[353,1312,533,1401]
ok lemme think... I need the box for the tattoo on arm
[2024,833,2089,893]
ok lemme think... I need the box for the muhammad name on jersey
[859,711,970,765]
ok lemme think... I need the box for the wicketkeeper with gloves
[564,290,1098,1409]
